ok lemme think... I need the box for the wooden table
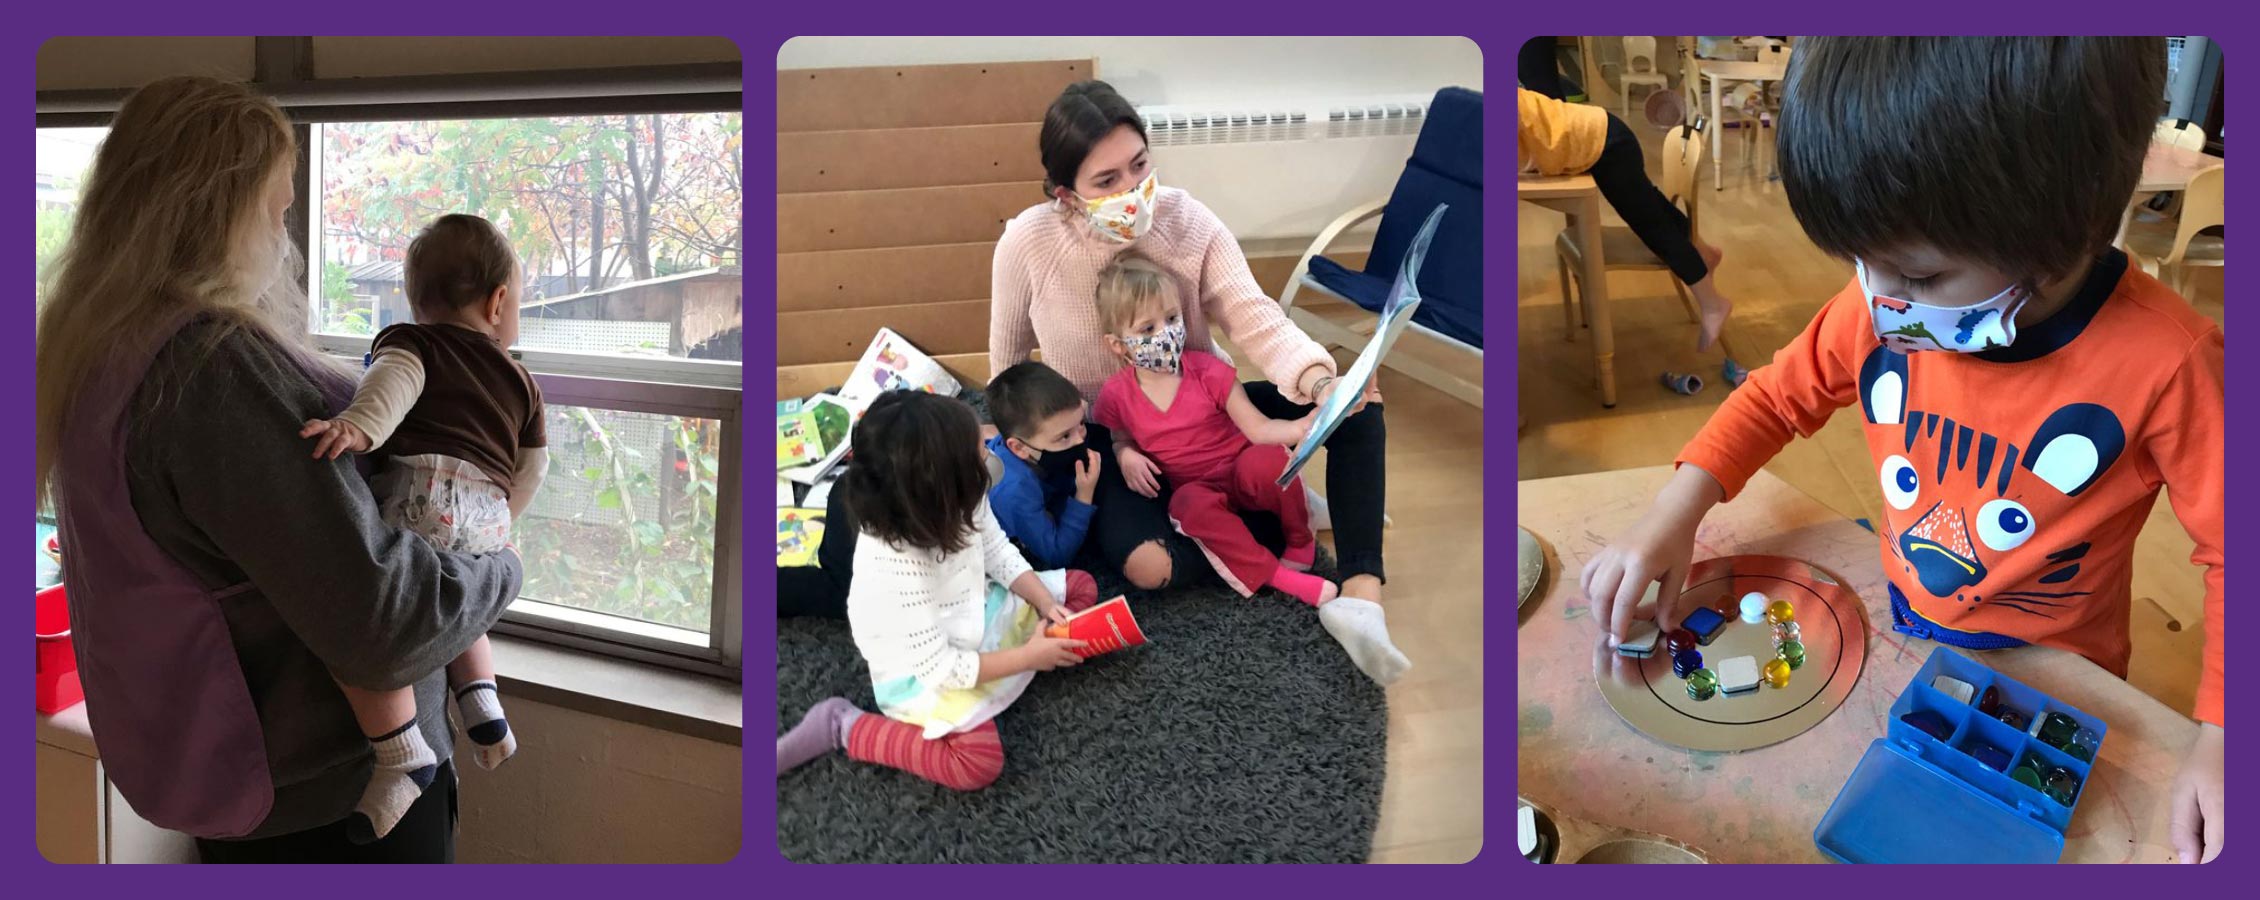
[1699,60,1787,190]
[1518,466,2198,863]
[2117,141,2227,245]
[1518,174,1617,406]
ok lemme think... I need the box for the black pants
[196,762,456,863]
[1090,381,1387,588]
[1519,36,1567,99]
[1587,115,1710,286]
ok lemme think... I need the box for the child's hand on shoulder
[2170,721,2224,863]
[298,418,371,460]
[1074,449,1101,504]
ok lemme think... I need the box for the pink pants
[1166,444,1312,597]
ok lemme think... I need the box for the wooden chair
[1619,36,1671,118]
[1553,123,1745,371]
[2130,118,2210,226]
[2123,164,2224,298]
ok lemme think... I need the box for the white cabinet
[34,706,199,864]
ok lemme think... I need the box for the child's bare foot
[1691,278,1734,353]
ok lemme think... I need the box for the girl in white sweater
[776,391,1096,790]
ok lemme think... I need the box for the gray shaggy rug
[774,565,1390,863]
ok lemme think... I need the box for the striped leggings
[847,716,1005,791]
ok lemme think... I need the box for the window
[36,108,745,677]
[312,112,744,673]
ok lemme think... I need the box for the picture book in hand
[1042,595,1147,658]
[1277,202,1448,487]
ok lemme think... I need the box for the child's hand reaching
[1034,597,1074,628]
[299,418,372,460]
[1580,466,1724,643]
[2169,721,2224,863]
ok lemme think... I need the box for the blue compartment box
[1813,647,2108,864]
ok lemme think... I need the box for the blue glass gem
[1900,710,1952,742]
[1672,649,1703,679]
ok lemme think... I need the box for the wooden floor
[1516,112,2222,717]
[1215,292,1487,864]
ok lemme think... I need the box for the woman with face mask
[987,80,1406,686]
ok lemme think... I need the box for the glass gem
[1686,668,1718,701]
[1977,685,2001,715]
[1666,628,1698,654]
[2068,727,2101,762]
[1969,743,2011,772]
[2039,713,2080,748]
[1763,658,1792,688]
[1672,649,1703,679]
[1996,708,2028,732]
[2011,765,2045,791]
[1901,710,1952,742]
[2044,768,2080,805]
[1765,600,1795,625]
[1771,621,1801,644]
[1740,592,1769,624]
[1776,640,1805,670]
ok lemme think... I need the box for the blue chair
[1281,86,1483,407]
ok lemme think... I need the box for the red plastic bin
[36,583,83,714]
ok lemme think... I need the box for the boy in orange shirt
[1580,38,2224,863]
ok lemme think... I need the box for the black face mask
[1027,445,1084,484]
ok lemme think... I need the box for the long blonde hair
[35,76,311,510]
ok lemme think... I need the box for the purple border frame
[1,4,2249,890]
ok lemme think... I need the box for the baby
[299,214,545,842]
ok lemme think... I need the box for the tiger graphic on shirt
[1856,344,2126,620]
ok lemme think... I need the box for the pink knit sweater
[988,186,1336,404]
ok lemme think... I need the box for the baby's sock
[1268,566,1339,608]
[777,697,863,775]
[1318,596,1413,686]
[346,722,438,845]
[454,680,516,770]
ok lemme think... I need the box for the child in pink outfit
[1090,255,1336,608]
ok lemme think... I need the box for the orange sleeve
[1675,283,1872,500]
[2142,326,2226,726]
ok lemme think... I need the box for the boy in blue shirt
[984,362,1101,569]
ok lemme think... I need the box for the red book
[1043,596,1147,658]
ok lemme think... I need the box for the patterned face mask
[1120,318,1186,375]
[1859,259,2031,354]
[1075,170,1160,243]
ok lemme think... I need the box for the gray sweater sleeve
[132,325,522,691]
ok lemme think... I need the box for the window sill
[34,635,741,757]
[488,634,742,746]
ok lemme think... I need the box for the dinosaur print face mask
[1858,258,2032,354]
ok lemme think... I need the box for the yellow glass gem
[1765,600,1795,625]
[1763,658,1793,689]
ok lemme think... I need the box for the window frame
[37,56,746,680]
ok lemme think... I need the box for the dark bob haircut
[1776,37,2165,282]
[841,391,987,555]
[985,361,1084,442]
[1039,80,1148,199]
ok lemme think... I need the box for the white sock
[349,723,438,844]
[454,680,517,770]
[1318,596,1412,686]
[1305,485,1333,533]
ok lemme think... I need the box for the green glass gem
[1686,668,1719,701]
[1777,640,1806,670]
[2011,765,2045,791]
